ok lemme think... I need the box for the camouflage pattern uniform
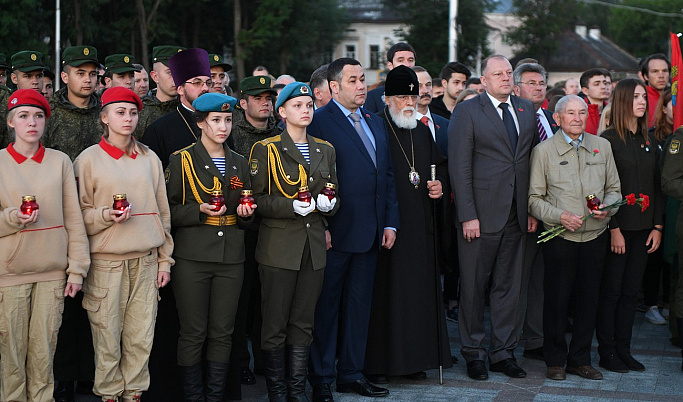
[0,84,11,148]
[133,88,179,140]
[230,107,282,157]
[43,87,101,161]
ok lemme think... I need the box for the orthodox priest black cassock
[364,106,452,376]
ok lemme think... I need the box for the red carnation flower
[625,193,637,205]
[639,193,650,212]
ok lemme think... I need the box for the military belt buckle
[220,215,228,226]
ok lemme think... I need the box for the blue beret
[275,82,313,110]
[192,93,238,113]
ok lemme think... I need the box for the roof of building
[511,27,639,73]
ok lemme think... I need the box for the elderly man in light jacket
[528,94,621,382]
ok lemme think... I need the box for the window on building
[369,45,380,69]
[345,44,356,59]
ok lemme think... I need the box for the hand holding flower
[560,211,583,232]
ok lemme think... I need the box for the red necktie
[420,116,430,127]
[537,113,548,142]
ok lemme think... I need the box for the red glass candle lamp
[21,195,39,215]
[240,190,255,208]
[209,190,225,210]
[320,182,336,201]
[112,194,130,215]
[585,194,601,211]
[297,186,312,204]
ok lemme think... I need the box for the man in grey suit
[449,55,538,381]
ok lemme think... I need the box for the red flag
[672,33,683,130]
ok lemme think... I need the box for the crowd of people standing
[0,40,682,402]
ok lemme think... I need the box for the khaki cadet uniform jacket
[133,91,179,140]
[44,87,101,161]
[529,130,621,242]
[249,130,338,271]
[166,140,253,263]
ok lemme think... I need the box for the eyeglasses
[184,79,215,88]
[520,81,546,88]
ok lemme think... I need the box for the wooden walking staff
[431,164,444,384]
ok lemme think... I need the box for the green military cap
[105,54,141,74]
[152,45,186,64]
[0,53,9,70]
[11,50,45,72]
[62,45,99,67]
[240,75,276,96]
[208,53,232,72]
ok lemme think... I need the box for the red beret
[101,87,143,111]
[8,89,51,118]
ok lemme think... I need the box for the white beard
[388,105,418,129]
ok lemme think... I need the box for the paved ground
[75,308,682,401]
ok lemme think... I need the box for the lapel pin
[233,166,237,170]
[283,147,288,151]
[316,148,320,153]
[205,165,210,169]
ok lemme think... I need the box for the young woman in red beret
[74,87,174,402]
[0,89,90,401]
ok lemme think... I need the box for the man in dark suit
[363,43,416,113]
[413,66,450,156]
[512,62,559,362]
[307,58,400,402]
[449,55,538,381]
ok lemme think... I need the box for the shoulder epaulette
[313,137,333,148]
[171,143,195,155]
[258,134,281,146]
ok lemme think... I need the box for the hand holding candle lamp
[18,195,40,225]
[237,190,257,217]
[110,194,132,223]
[317,183,337,213]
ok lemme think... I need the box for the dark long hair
[608,78,648,142]
[653,89,672,143]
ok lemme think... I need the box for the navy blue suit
[363,86,385,114]
[307,100,399,385]
[432,112,450,157]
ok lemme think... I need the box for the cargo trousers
[0,279,66,402]
[83,251,159,401]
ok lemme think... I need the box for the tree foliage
[387,0,492,76]
[607,0,683,58]
[0,0,349,84]
[506,0,606,65]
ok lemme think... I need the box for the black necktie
[499,102,518,152]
